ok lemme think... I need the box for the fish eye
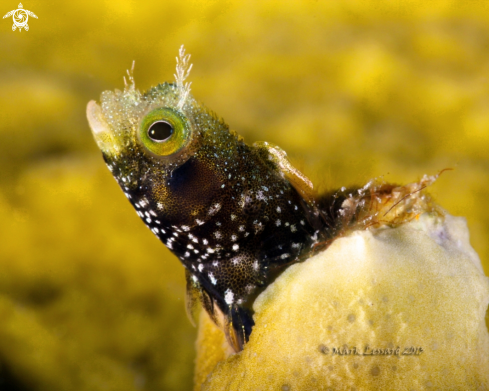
[139,107,191,156]
[148,121,173,142]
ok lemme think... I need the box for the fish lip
[87,100,120,155]
[87,100,107,136]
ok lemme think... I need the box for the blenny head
[87,46,326,351]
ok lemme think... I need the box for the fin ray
[184,269,200,327]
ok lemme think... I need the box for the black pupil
[148,121,173,142]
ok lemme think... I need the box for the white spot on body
[276,206,281,213]
[209,273,217,285]
[256,191,266,202]
[232,244,239,251]
[224,289,234,305]
[245,284,255,294]
[208,203,222,216]
[276,219,281,227]
[198,264,204,272]
[312,231,319,241]
[253,221,264,234]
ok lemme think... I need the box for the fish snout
[87,100,120,156]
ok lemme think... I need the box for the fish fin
[222,304,255,352]
[253,141,316,204]
[184,268,255,352]
[184,269,201,327]
[199,287,219,326]
[195,285,255,352]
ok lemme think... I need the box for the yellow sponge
[196,213,489,390]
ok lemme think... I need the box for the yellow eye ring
[139,107,191,156]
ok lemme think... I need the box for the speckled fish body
[87,49,331,350]
[87,48,429,351]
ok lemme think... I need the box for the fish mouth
[87,100,121,156]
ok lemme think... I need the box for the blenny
[87,46,438,352]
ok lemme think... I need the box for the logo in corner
[3,3,37,32]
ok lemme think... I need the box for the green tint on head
[139,107,191,156]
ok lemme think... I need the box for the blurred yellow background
[1,1,488,390]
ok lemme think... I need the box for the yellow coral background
[0,1,488,390]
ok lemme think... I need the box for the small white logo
[3,3,37,32]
